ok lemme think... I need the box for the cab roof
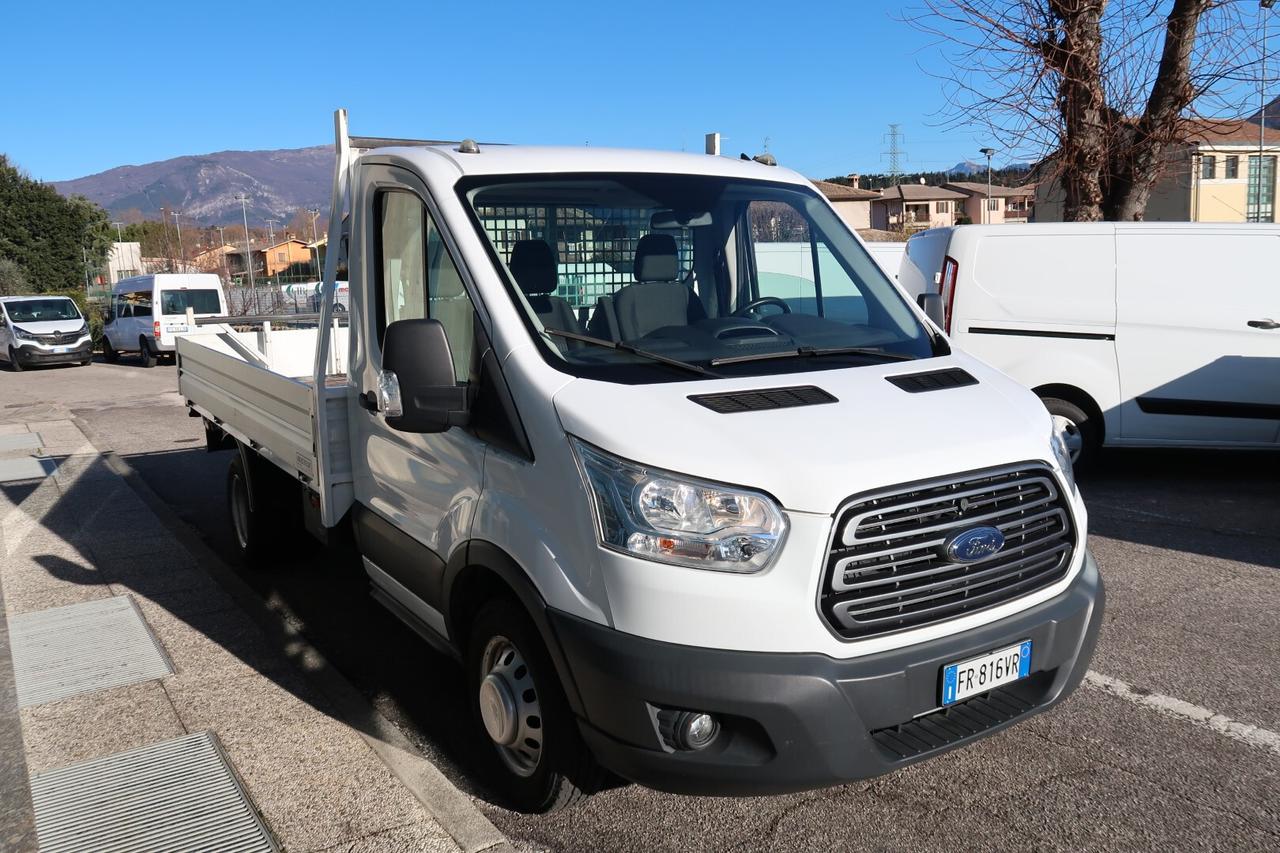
[361,143,814,186]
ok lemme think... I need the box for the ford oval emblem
[944,526,1005,563]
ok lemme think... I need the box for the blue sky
[6,1,1268,183]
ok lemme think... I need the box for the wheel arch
[445,540,586,716]
[1031,383,1106,444]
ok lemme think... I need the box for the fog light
[657,709,720,751]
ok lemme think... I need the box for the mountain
[51,146,333,225]
[949,159,1031,176]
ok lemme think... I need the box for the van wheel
[467,599,604,813]
[1040,397,1098,470]
[139,337,157,368]
[102,337,119,364]
[7,348,23,372]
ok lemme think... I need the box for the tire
[226,452,298,568]
[102,337,118,364]
[467,598,604,813]
[1040,396,1099,470]
[139,337,157,368]
[8,348,23,372]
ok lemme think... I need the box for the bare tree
[913,1,1268,220]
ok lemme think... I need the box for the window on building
[1247,155,1276,222]
[276,251,286,263]
[935,201,950,213]
[903,203,930,223]
[1225,156,1239,179]
[987,198,999,211]
[1201,155,1216,180]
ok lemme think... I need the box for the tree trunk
[1046,1,1108,221]
[1109,0,1211,220]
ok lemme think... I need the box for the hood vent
[689,385,837,414]
[886,368,977,394]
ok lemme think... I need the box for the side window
[746,200,868,324]
[377,190,477,383]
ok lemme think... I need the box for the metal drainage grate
[9,596,174,707]
[29,731,278,853]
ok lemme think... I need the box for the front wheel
[1040,396,1099,470]
[102,337,119,363]
[467,599,604,813]
[8,348,23,372]
[139,337,157,368]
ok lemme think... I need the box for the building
[105,242,143,283]
[811,178,882,230]
[942,182,1037,224]
[1035,119,1280,222]
[192,244,237,277]
[870,184,967,232]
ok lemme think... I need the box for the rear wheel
[226,452,299,568]
[8,348,23,372]
[139,337,157,368]
[1040,396,1099,470]
[467,598,604,813]
[101,337,118,363]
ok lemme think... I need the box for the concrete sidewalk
[0,418,505,852]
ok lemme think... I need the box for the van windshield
[160,289,221,315]
[462,174,937,379]
[4,298,81,323]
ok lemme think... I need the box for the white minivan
[102,274,228,367]
[905,223,1280,465]
[0,295,93,370]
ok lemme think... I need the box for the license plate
[942,640,1032,705]
[165,324,187,333]
[53,346,70,354]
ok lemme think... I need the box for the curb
[72,416,512,853]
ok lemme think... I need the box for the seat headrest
[510,240,558,296]
[634,233,679,282]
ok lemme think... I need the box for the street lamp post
[217,225,229,284]
[265,218,280,284]
[171,211,184,272]
[979,147,997,224]
[112,221,124,285]
[307,207,321,281]
[1259,1,1276,222]
[235,193,256,312]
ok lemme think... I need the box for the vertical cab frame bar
[311,108,353,528]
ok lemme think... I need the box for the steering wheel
[734,296,792,318]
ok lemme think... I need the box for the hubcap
[478,636,543,777]
[1052,414,1083,464]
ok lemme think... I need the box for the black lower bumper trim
[13,344,92,365]
[549,551,1103,796]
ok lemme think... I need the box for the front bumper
[13,340,92,365]
[550,551,1103,796]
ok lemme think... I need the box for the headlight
[1049,421,1076,492]
[11,327,35,341]
[570,437,788,573]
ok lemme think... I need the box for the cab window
[376,190,477,383]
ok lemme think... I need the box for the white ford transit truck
[177,111,1103,812]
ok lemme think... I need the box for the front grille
[821,464,1075,639]
[871,684,1037,760]
[33,330,83,345]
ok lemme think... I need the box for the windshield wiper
[543,329,720,378]
[710,345,916,367]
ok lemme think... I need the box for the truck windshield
[4,298,81,323]
[462,174,936,379]
[160,290,221,315]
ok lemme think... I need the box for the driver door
[349,165,486,625]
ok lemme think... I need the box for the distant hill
[949,159,1031,175]
[51,146,332,225]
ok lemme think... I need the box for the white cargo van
[0,295,93,370]
[906,223,1280,465]
[102,273,228,367]
[177,111,1103,813]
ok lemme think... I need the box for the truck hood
[11,319,87,335]
[552,352,1056,514]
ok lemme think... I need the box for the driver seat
[594,234,705,341]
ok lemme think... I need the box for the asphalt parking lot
[8,357,1279,852]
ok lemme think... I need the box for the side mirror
[381,319,469,433]
[918,293,946,329]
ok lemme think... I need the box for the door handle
[1247,318,1280,330]
[358,390,379,412]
